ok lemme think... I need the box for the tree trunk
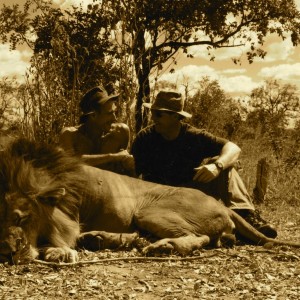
[253,157,270,204]
[135,73,150,133]
[133,29,151,134]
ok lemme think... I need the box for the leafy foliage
[110,0,300,130]
[246,79,300,159]
[0,0,300,134]
[0,77,20,130]
[0,1,139,141]
[0,2,32,50]
[186,77,243,139]
[0,0,300,137]
[250,79,300,128]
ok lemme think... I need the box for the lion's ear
[37,188,66,206]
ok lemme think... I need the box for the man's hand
[115,150,135,172]
[107,123,127,135]
[117,149,131,159]
[193,163,221,183]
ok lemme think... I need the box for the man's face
[151,110,178,133]
[94,101,117,132]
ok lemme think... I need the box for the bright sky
[1,0,300,98]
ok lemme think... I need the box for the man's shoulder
[181,123,207,135]
[133,125,156,150]
[59,126,83,143]
[136,125,155,137]
[182,123,228,144]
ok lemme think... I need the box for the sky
[1,0,300,99]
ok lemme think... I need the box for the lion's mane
[0,138,87,224]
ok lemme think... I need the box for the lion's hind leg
[134,208,211,255]
[142,235,210,256]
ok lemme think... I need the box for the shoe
[235,209,278,239]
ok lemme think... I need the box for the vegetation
[1,0,300,132]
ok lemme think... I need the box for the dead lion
[0,138,299,263]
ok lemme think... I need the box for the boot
[235,209,277,239]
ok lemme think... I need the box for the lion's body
[80,165,234,238]
[0,139,299,263]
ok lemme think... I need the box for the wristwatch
[214,161,224,171]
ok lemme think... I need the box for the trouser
[183,167,255,211]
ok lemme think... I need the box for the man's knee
[101,123,130,153]
[111,123,130,147]
[112,123,130,136]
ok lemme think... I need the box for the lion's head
[0,138,86,263]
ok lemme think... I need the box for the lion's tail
[229,209,300,248]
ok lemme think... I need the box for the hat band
[152,98,183,112]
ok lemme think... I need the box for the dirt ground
[0,204,299,300]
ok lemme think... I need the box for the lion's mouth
[0,226,32,265]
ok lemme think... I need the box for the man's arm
[214,141,241,169]
[81,150,133,166]
[193,141,241,183]
[59,125,134,170]
[58,127,77,154]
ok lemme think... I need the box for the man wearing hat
[131,90,277,238]
[59,86,134,175]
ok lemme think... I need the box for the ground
[0,203,299,300]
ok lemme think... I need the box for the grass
[237,138,300,243]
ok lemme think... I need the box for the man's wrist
[109,153,119,161]
[214,161,224,171]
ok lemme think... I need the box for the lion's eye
[16,215,29,226]
[13,210,29,226]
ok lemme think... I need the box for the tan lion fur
[0,138,299,263]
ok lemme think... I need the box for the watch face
[215,162,223,169]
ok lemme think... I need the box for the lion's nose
[15,237,23,251]
[0,237,23,255]
[0,241,14,255]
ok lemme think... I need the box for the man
[59,86,134,175]
[131,90,277,238]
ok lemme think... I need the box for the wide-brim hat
[80,86,119,115]
[143,91,192,118]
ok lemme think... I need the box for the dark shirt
[131,123,228,186]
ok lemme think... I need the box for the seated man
[131,90,277,238]
[59,86,134,175]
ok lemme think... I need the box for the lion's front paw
[44,247,78,263]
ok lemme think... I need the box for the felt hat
[80,86,119,115]
[143,91,192,118]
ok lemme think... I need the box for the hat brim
[81,94,119,117]
[143,103,192,118]
[98,93,119,105]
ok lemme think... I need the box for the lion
[0,138,299,263]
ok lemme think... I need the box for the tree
[110,0,300,131]
[1,0,300,134]
[0,77,19,130]
[248,79,300,158]
[0,1,135,141]
[186,77,242,138]
[250,79,300,130]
